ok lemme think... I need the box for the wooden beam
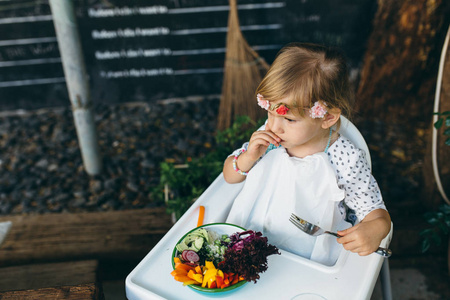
[0,260,98,292]
[0,208,173,267]
[0,283,104,300]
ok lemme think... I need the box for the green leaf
[427,218,440,225]
[434,118,443,129]
[424,211,437,221]
[440,204,450,214]
[420,228,434,236]
[430,231,442,245]
[421,238,431,253]
[420,204,450,252]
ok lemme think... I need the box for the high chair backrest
[339,116,372,168]
[339,116,393,300]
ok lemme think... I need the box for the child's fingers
[344,242,373,256]
[250,131,280,146]
[256,130,281,142]
[245,136,271,160]
[337,226,362,245]
[338,237,369,254]
[337,224,358,236]
[336,234,355,246]
[339,239,358,251]
[249,134,273,148]
[338,228,379,256]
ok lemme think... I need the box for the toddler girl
[224,43,391,265]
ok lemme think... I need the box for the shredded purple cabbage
[219,230,280,283]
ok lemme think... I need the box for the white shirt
[227,148,348,265]
[230,135,386,223]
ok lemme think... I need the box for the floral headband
[257,94,290,115]
[257,94,328,118]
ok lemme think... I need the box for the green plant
[420,204,450,252]
[420,111,450,253]
[151,116,264,219]
[433,111,450,145]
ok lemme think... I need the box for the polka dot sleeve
[328,137,386,222]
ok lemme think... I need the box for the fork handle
[325,231,342,238]
[375,247,392,257]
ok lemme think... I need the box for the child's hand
[336,221,384,256]
[246,125,281,161]
[336,209,391,256]
[222,122,281,184]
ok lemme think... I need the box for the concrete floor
[371,269,442,300]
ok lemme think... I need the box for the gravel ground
[0,96,428,216]
[0,97,220,215]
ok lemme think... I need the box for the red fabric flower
[276,105,289,115]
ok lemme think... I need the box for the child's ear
[321,108,341,129]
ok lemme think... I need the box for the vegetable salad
[171,227,280,289]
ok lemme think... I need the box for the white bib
[226,148,349,266]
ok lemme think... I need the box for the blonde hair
[256,43,354,120]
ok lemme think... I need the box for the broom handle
[230,0,237,11]
[227,0,266,63]
[228,0,239,31]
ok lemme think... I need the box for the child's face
[266,99,328,157]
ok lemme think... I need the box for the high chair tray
[125,175,390,300]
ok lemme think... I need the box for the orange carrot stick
[174,275,192,282]
[171,269,187,276]
[175,264,195,272]
[197,206,205,227]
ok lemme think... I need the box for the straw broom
[217,0,270,130]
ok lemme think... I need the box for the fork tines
[289,213,306,231]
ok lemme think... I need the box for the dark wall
[0,0,375,111]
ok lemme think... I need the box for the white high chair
[125,116,393,300]
[338,116,393,300]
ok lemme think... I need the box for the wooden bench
[0,208,173,268]
[0,283,103,300]
[0,260,98,292]
[0,208,173,297]
[0,260,103,299]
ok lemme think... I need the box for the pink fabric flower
[309,101,327,118]
[276,105,289,115]
[257,94,270,110]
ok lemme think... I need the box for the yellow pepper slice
[187,269,203,284]
[202,269,217,287]
[201,261,218,288]
[182,280,198,286]
[204,260,216,270]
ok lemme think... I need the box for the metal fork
[289,213,392,257]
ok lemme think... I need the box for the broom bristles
[217,0,270,130]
